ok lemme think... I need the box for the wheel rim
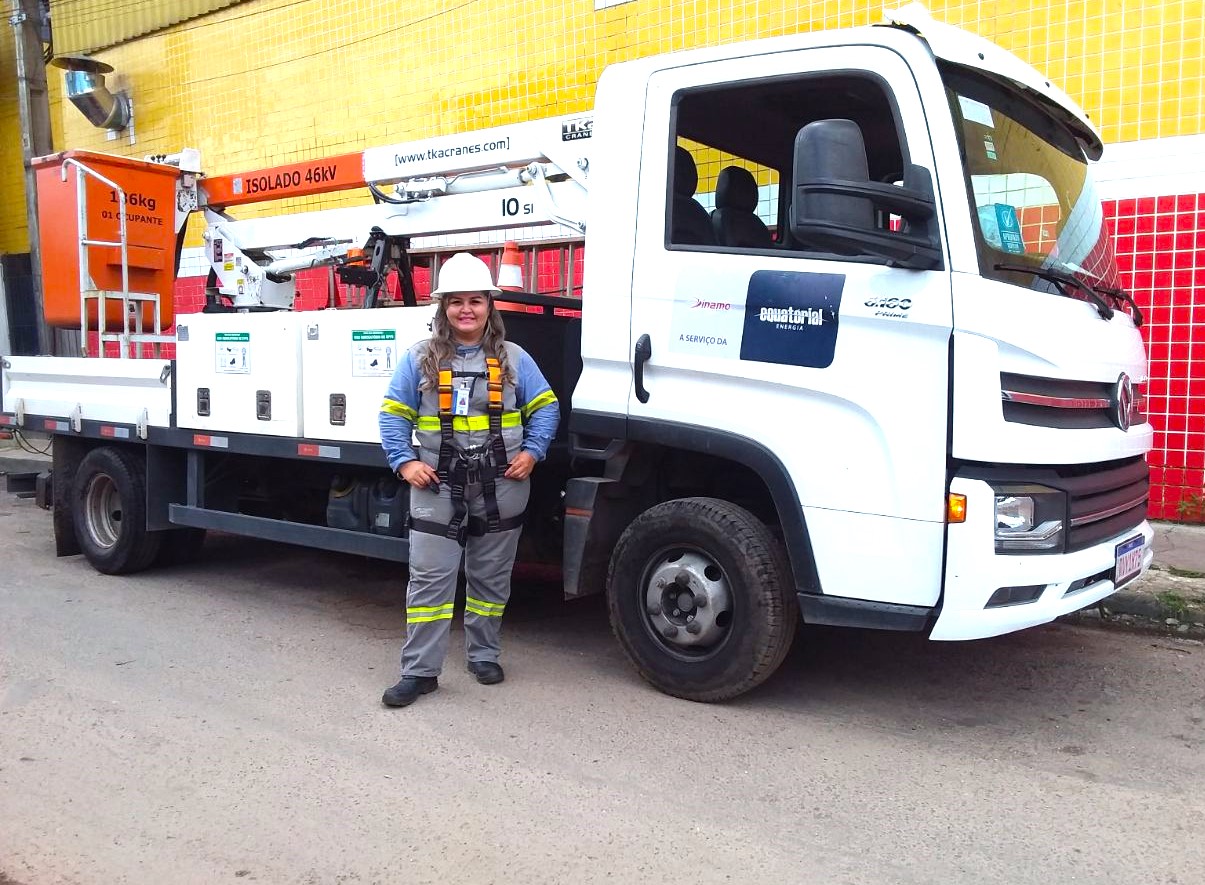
[638,546,734,660]
[83,473,123,550]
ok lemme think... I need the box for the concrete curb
[0,429,52,465]
[1062,568,1205,638]
[0,448,52,480]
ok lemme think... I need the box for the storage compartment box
[300,306,436,443]
[174,312,305,436]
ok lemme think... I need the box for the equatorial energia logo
[740,270,844,368]
[757,306,826,325]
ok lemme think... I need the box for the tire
[154,527,207,566]
[607,497,797,702]
[71,446,161,575]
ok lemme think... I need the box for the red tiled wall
[84,275,204,359]
[1105,194,1205,522]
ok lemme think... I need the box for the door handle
[634,333,652,403]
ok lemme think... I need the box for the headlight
[993,484,1065,553]
[995,495,1035,531]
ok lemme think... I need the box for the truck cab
[566,10,1151,696]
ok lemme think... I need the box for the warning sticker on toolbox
[215,331,251,374]
[352,329,397,377]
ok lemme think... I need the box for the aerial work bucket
[32,149,182,331]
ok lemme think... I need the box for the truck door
[627,47,955,607]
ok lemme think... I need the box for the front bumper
[931,476,1153,640]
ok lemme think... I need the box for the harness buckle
[455,443,491,485]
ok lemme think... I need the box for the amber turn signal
[947,493,968,523]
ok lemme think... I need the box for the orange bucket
[33,150,182,330]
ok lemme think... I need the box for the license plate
[1114,534,1144,587]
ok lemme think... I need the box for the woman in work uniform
[378,252,560,708]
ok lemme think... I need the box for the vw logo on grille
[1114,373,1133,431]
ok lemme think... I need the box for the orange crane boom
[201,152,366,207]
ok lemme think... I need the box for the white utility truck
[1,8,1153,701]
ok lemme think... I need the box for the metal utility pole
[10,0,54,355]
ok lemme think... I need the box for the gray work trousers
[400,476,529,677]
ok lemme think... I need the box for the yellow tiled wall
[1,38,28,254]
[0,39,63,255]
[2,0,1203,253]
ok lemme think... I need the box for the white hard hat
[432,252,501,296]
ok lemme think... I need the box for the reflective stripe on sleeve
[464,596,506,617]
[520,389,558,422]
[415,412,522,432]
[381,398,418,421]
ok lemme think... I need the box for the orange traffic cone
[498,240,524,291]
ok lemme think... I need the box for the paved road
[1,494,1203,885]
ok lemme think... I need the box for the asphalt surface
[2,494,1204,885]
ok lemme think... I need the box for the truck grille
[1062,457,1149,552]
[1000,373,1117,429]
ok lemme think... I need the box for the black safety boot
[381,675,439,707]
[467,661,505,685]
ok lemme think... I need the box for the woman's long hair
[418,295,512,391]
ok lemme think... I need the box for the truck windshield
[943,65,1124,298]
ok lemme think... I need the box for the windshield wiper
[1090,283,1144,327]
[994,262,1114,320]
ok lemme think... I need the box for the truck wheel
[607,497,797,702]
[71,447,161,575]
[155,528,207,566]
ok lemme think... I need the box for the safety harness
[410,357,526,546]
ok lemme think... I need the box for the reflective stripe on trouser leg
[400,483,464,678]
[464,476,530,664]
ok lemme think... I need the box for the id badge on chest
[453,384,471,417]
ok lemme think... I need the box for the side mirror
[790,120,942,270]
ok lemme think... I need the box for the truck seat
[711,166,772,248]
[671,147,716,245]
